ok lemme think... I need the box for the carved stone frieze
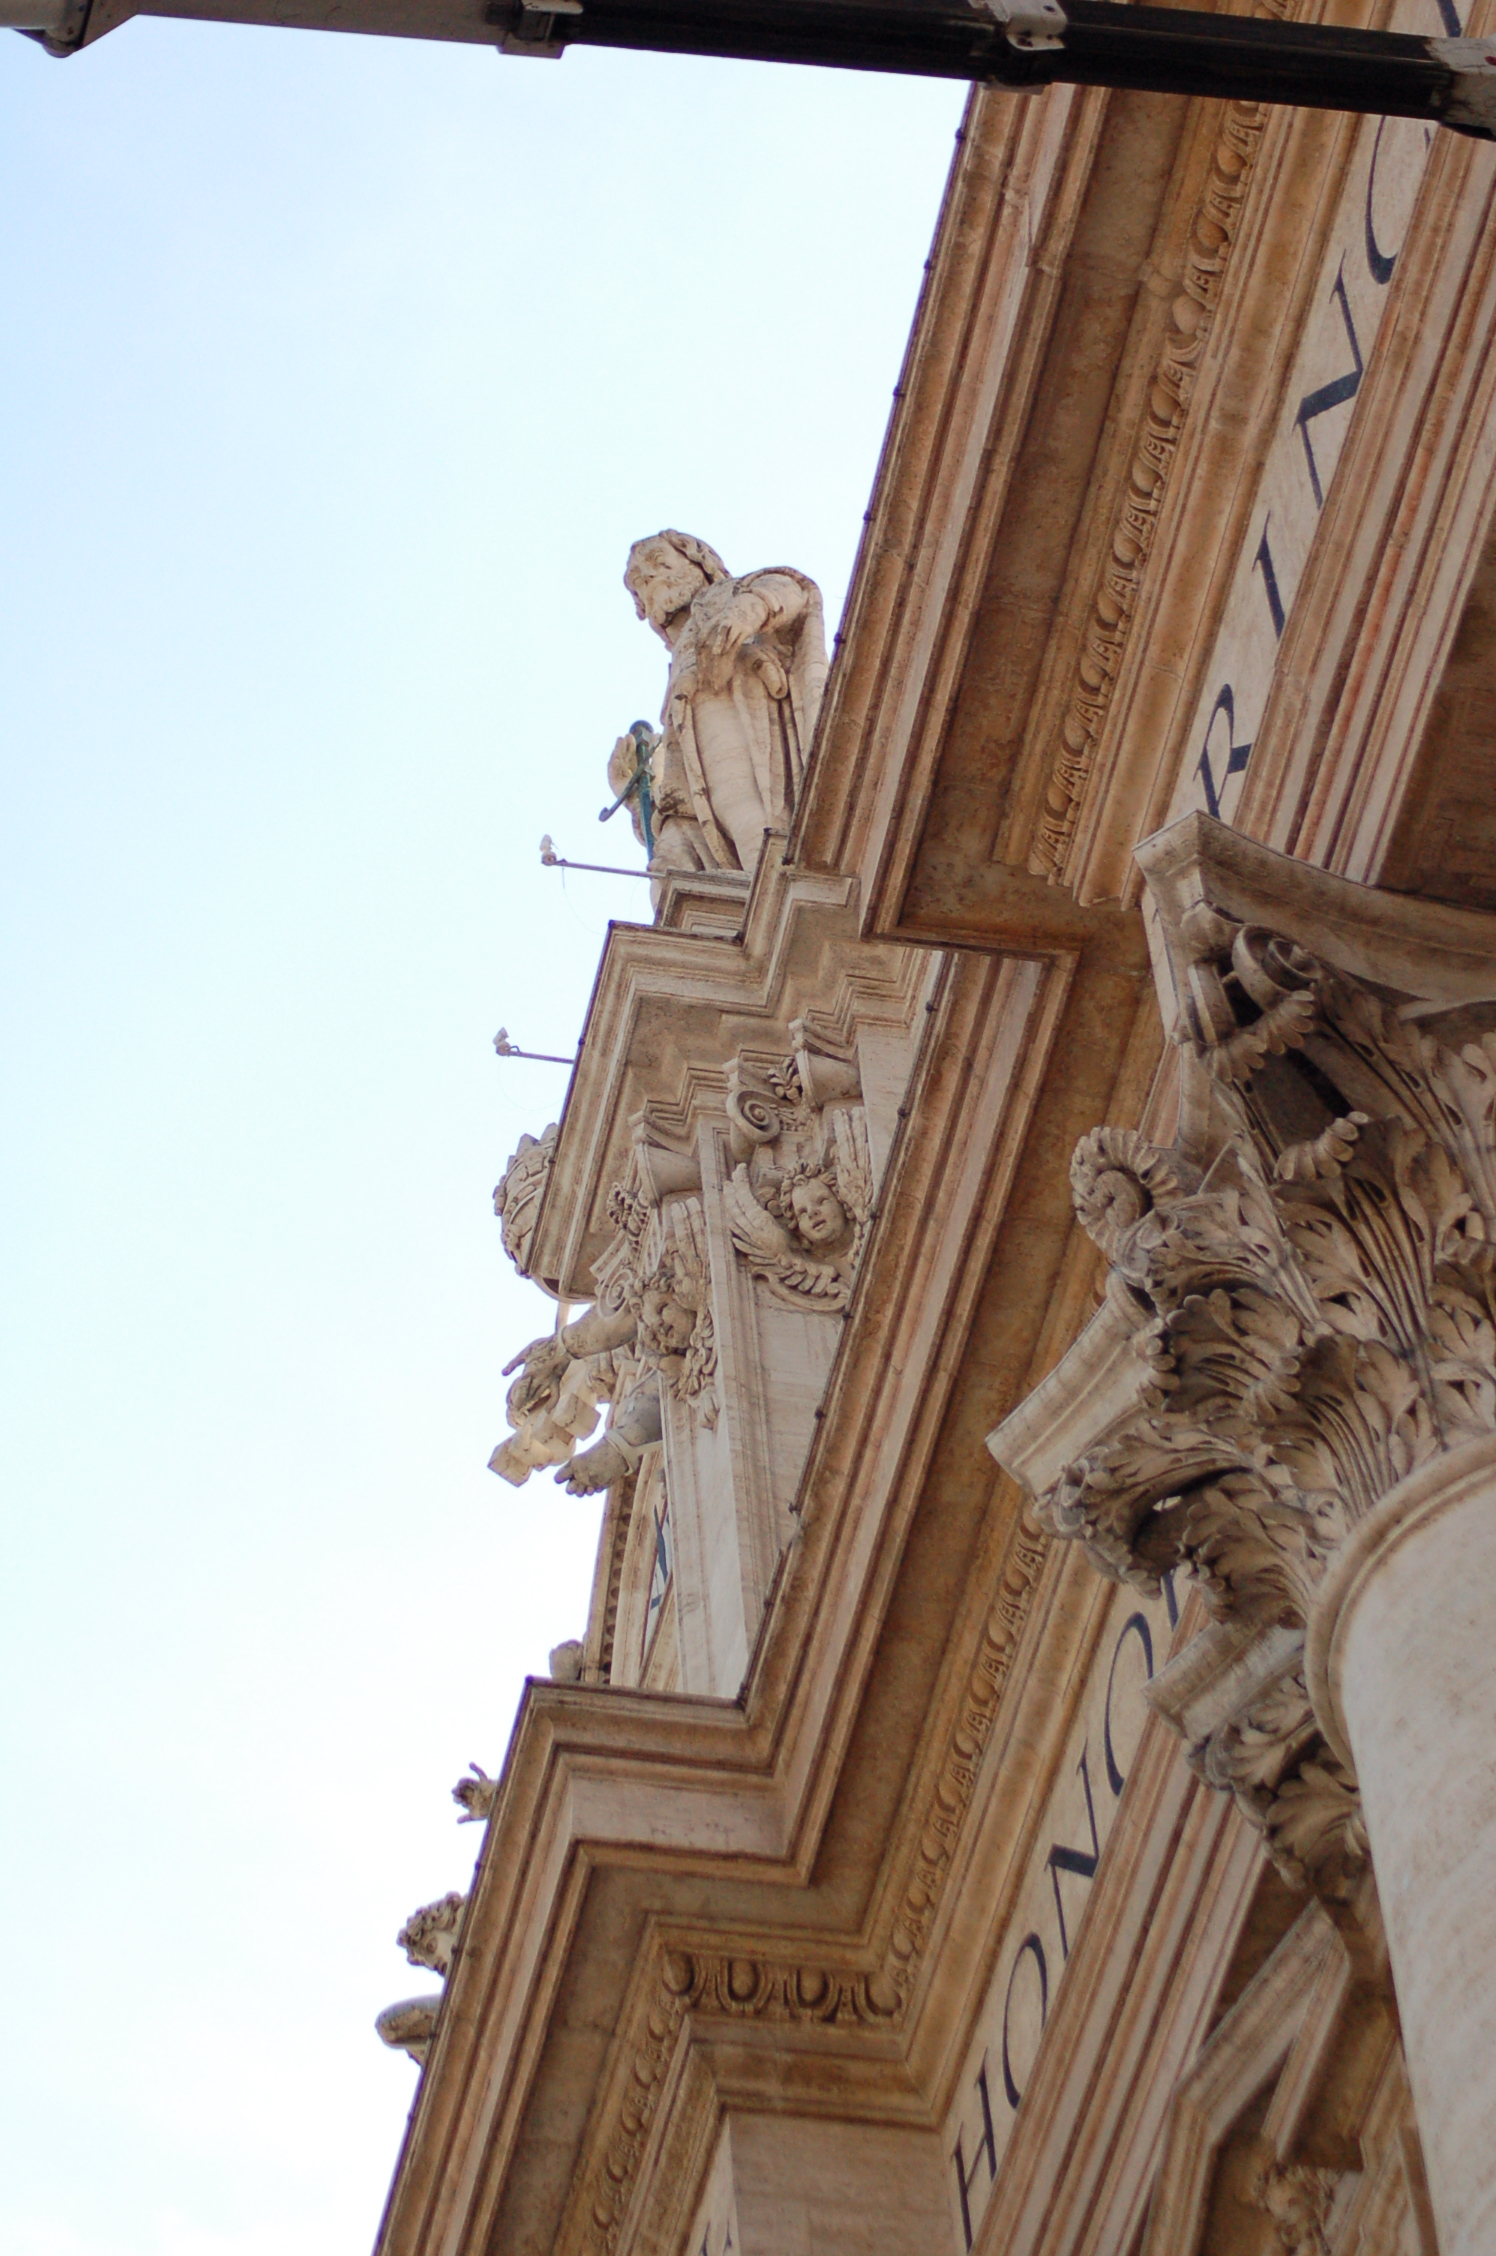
[1028,46,1286,882]
[569,1501,1052,2256]
[992,815,1496,1893]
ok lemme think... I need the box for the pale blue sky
[0,27,962,2255]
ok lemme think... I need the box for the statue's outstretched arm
[554,1378,663,1496]
[739,570,811,633]
[560,1302,637,1359]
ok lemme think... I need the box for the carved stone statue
[721,1047,873,1311]
[452,1761,497,1822]
[397,1891,467,1978]
[378,1888,468,2066]
[623,530,827,874]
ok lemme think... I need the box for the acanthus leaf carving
[998,869,1496,1899]
[1250,2160,1345,2256]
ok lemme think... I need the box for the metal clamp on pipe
[493,0,579,59]
[980,0,1066,50]
[1431,34,1496,134]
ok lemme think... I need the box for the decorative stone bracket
[990,813,1496,1897]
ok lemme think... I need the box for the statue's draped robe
[655,569,827,872]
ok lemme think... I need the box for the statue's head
[640,1285,696,1356]
[625,530,729,642]
[786,1169,850,1251]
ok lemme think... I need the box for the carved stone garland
[1032,916,1496,1892]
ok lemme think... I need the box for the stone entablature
[946,1576,1180,2251]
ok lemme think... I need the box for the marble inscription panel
[1171,55,1459,834]
[944,1579,1180,2251]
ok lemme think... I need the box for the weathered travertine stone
[1310,1435,1496,2256]
[623,531,826,875]
[992,812,1496,2243]
[451,1762,496,1822]
[373,79,1496,2256]
[375,1995,442,2066]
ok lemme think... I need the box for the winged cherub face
[641,1287,696,1355]
[789,1174,849,1250]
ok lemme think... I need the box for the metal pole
[496,0,1496,140]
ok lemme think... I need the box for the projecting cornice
[796,52,1496,948]
[525,846,925,1301]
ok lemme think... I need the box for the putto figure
[623,530,828,875]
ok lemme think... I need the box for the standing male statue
[622,531,827,875]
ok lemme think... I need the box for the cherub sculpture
[396,1891,467,1978]
[490,1184,718,1495]
[723,1110,873,1312]
[452,1762,497,1823]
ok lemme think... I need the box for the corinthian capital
[990,813,1496,1891]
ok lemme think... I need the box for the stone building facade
[374,54,1496,2256]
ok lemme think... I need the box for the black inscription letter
[1197,684,1252,819]
[1296,262,1364,508]
[1046,1743,1102,1961]
[1001,1935,1050,2111]
[1254,519,1286,640]
[1103,1612,1156,1800]
[952,2060,998,2250]
[1364,119,1399,287]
